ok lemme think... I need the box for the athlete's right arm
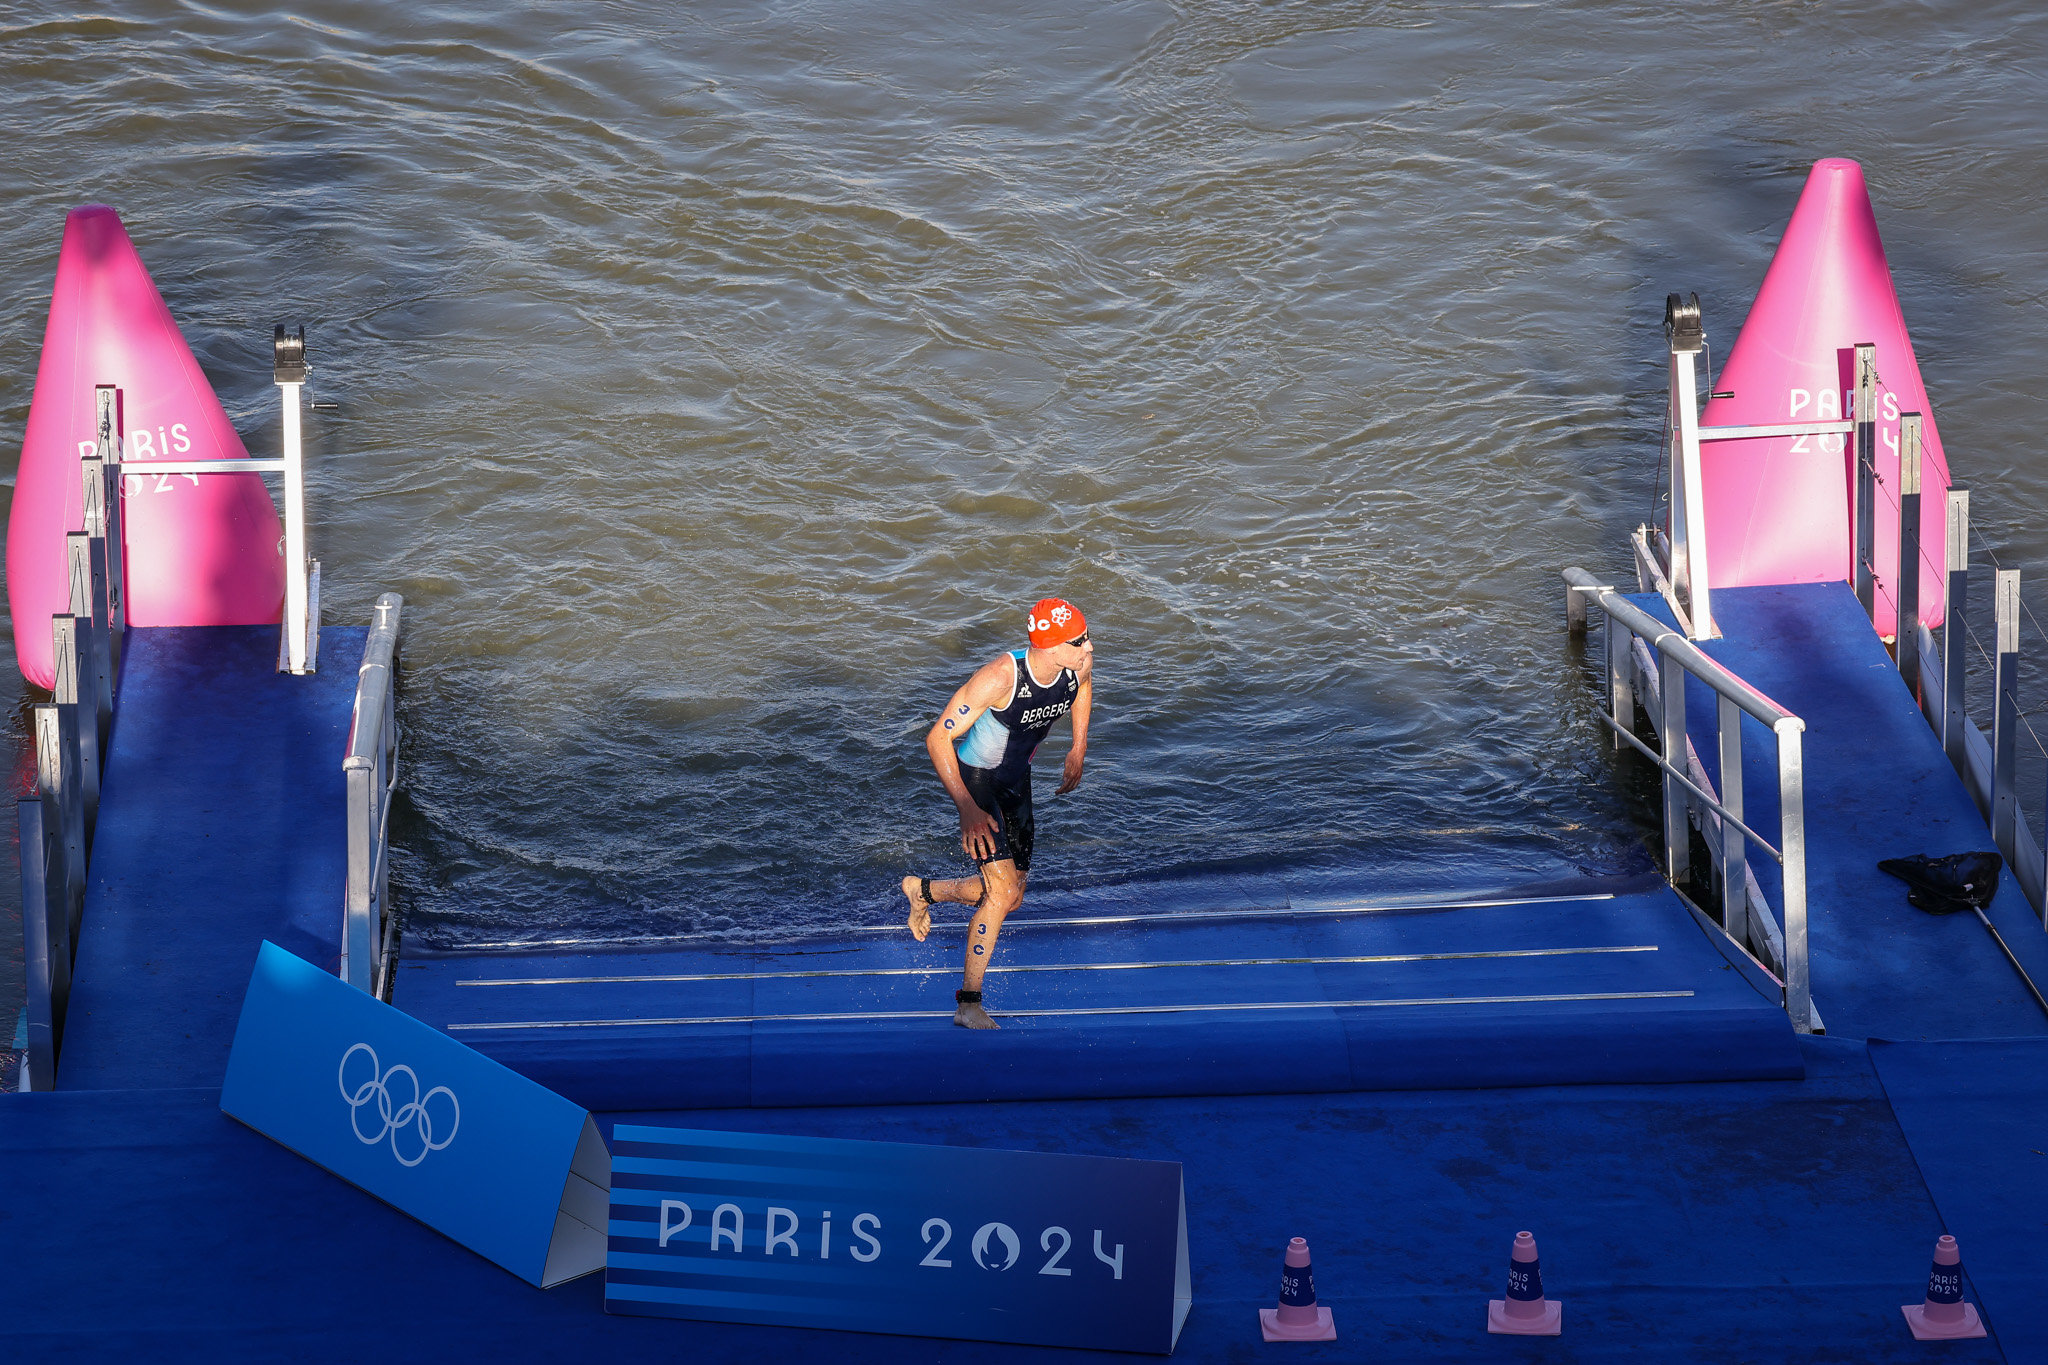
[926,657,1015,861]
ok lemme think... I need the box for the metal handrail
[343,593,404,994]
[98,326,321,674]
[16,392,126,1090]
[1566,569,1798,728]
[1564,568,1814,1033]
[1591,710,1783,860]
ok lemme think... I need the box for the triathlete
[902,598,1094,1029]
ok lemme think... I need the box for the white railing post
[1608,608,1634,750]
[343,756,374,991]
[1661,649,1691,883]
[50,616,98,846]
[1852,344,1879,621]
[1665,294,1716,639]
[18,799,67,1092]
[1943,490,1971,770]
[78,464,115,745]
[94,386,126,679]
[276,325,312,674]
[34,703,84,948]
[342,593,404,993]
[1993,569,2021,858]
[1776,719,1812,1033]
[66,531,111,762]
[1897,415,1923,698]
[1717,694,1748,947]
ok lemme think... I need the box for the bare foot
[954,1002,999,1030]
[902,876,932,942]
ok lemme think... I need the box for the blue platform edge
[1870,1037,2048,1362]
[56,626,364,1092]
[1628,583,2048,1041]
[0,1036,2000,1364]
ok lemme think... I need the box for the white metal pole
[1943,490,1971,770]
[1666,385,1689,611]
[275,326,309,673]
[1665,294,1716,638]
[94,386,126,677]
[1852,344,1879,621]
[1661,649,1691,884]
[282,383,306,672]
[1717,694,1747,947]
[1776,719,1812,1033]
[1993,569,2021,858]
[1898,415,1923,700]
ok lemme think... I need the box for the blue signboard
[221,941,610,1287]
[606,1125,1191,1354]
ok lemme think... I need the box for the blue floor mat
[1630,583,2048,1041]
[1870,1038,2048,1362]
[56,626,363,1092]
[0,1038,1998,1363]
[394,877,1802,1109]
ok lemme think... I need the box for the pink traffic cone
[1258,1236,1336,1342]
[1902,1234,1986,1340]
[1487,1230,1562,1335]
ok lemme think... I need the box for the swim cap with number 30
[1027,597,1087,648]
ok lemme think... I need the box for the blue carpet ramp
[1636,583,2048,1041]
[1870,1038,2048,1363]
[395,879,1802,1110]
[58,626,364,1092]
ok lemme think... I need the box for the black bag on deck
[1876,851,2003,916]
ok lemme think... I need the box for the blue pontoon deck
[9,252,2048,1363]
[9,562,2047,1360]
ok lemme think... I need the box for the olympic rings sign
[339,1042,460,1167]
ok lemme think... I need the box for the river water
[4,2,2047,1065]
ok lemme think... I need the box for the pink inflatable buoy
[1697,158,1953,636]
[7,205,284,689]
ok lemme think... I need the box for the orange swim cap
[1027,597,1087,648]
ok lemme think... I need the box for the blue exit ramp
[396,874,1801,1110]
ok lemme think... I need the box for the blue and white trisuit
[949,649,1079,871]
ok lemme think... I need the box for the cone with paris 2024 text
[1487,1230,1562,1335]
[1903,1234,1986,1339]
[1258,1236,1336,1342]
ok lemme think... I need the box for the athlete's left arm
[1057,664,1092,794]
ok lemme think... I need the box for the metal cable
[1967,525,2048,648]
[1959,527,2048,759]
[1868,460,1952,590]
[1806,380,2048,771]
[1951,599,2048,761]
[1960,611,1998,674]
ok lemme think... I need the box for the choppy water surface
[3,2,2048,1047]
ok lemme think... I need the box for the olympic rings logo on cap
[339,1042,460,1167]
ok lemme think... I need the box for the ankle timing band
[954,989,982,1005]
